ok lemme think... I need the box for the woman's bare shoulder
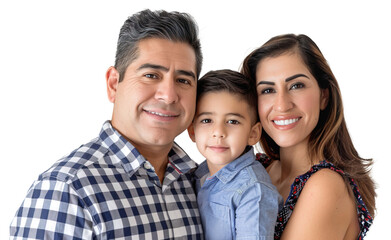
[281,168,359,240]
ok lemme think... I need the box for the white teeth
[147,111,174,117]
[273,118,299,126]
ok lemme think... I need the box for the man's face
[107,38,197,153]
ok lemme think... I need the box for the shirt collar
[99,121,197,174]
[195,146,255,184]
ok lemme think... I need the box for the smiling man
[11,9,203,239]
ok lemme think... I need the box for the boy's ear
[248,122,262,146]
[187,123,196,142]
[106,66,120,103]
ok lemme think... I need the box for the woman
[241,34,375,239]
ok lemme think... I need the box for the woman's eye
[290,83,305,90]
[261,88,275,94]
[227,120,240,125]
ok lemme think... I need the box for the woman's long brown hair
[241,34,376,217]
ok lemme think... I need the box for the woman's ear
[187,123,196,142]
[248,122,262,146]
[320,88,329,110]
[106,66,120,103]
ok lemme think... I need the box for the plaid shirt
[10,121,203,239]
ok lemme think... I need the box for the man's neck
[134,143,173,184]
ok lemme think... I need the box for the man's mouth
[145,110,178,117]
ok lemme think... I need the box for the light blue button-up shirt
[195,146,282,240]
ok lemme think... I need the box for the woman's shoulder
[297,161,358,207]
[279,163,360,239]
[301,167,350,201]
[281,161,372,239]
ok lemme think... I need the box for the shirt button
[144,162,152,170]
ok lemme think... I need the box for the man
[10,9,203,239]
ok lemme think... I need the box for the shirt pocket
[201,202,232,240]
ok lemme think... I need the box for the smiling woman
[256,53,328,150]
[241,34,376,240]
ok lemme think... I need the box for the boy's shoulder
[243,159,272,183]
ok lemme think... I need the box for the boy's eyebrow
[137,63,196,81]
[257,73,310,86]
[195,112,212,118]
[195,112,245,119]
[226,113,245,119]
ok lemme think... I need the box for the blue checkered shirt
[10,121,204,239]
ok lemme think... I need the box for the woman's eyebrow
[285,73,309,82]
[257,81,274,86]
[257,73,309,86]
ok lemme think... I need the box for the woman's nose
[273,91,293,112]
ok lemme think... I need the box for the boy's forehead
[197,91,258,122]
[198,91,245,104]
[197,91,248,110]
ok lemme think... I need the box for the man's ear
[187,123,196,142]
[320,88,329,110]
[248,122,262,146]
[106,66,120,103]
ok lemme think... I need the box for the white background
[1,0,389,239]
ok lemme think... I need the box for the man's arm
[10,179,94,239]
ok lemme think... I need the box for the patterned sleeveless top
[256,154,373,240]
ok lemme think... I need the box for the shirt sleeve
[235,182,280,240]
[10,179,94,239]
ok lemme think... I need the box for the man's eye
[178,78,191,85]
[227,120,240,125]
[145,74,158,79]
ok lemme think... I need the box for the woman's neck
[278,142,314,181]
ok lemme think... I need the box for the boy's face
[188,91,261,175]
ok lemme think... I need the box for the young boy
[188,69,281,240]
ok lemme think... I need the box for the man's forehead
[133,38,197,75]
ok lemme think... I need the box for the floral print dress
[257,154,373,240]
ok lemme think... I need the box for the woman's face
[255,53,328,151]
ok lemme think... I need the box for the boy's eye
[200,119,212,124]
[227,120,240,125]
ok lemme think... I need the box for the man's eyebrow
[137,63,169,72]
[137,63,196,80]
[177,70,196,80]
